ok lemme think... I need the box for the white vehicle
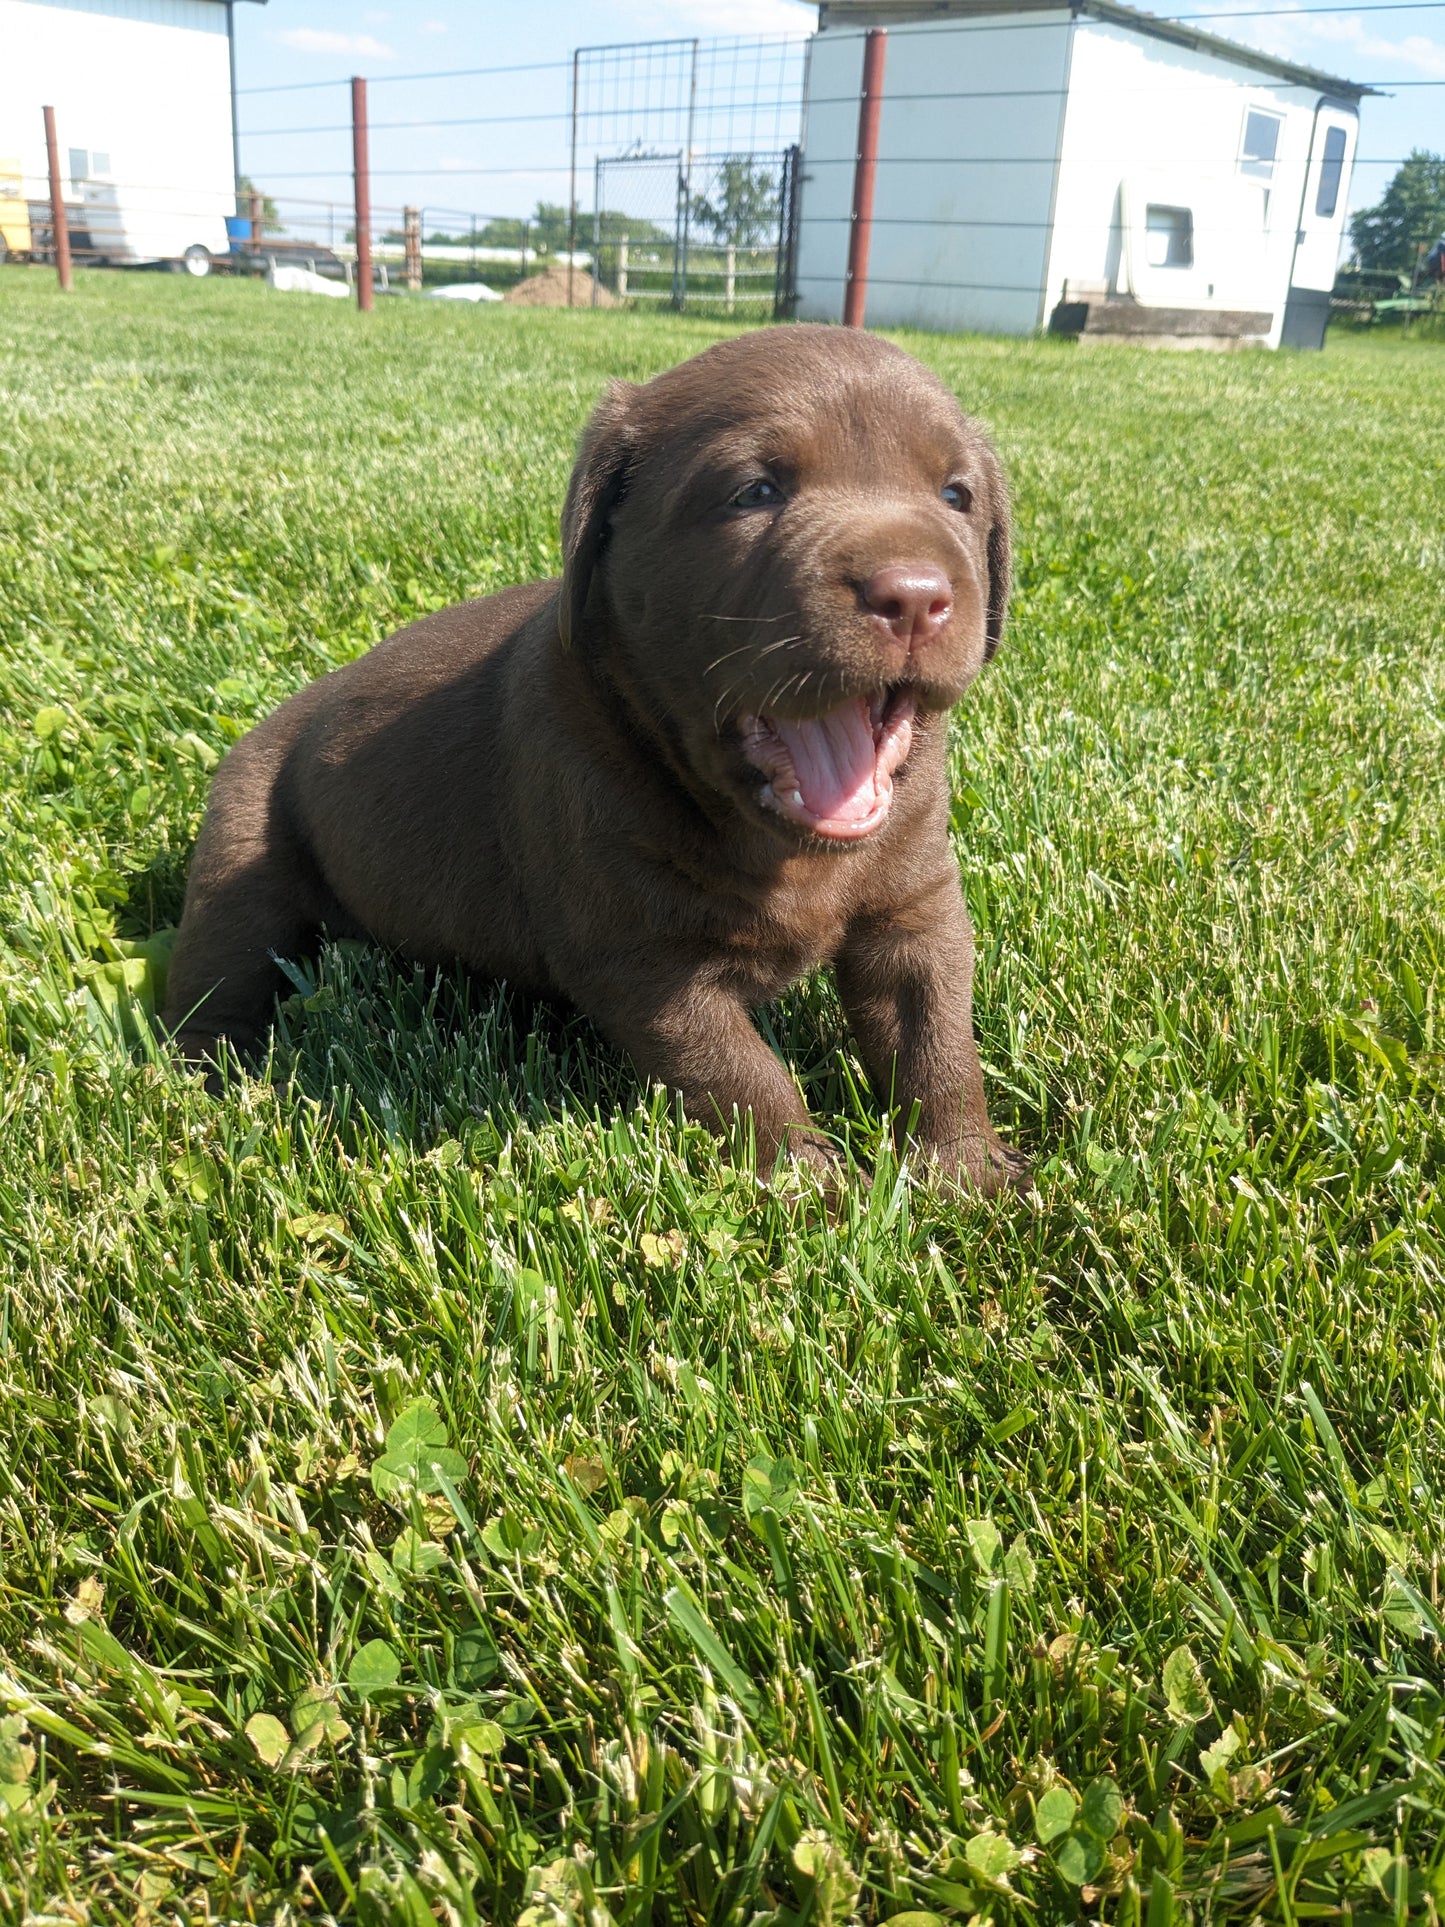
[72,153,228,276]
[3,0,247,278]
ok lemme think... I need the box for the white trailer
[0,0,257,276]
[797,0,1374,348]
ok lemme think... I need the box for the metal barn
[0,0,255,275]
[796,0,1374,347]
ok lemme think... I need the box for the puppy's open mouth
[739,689,916,841]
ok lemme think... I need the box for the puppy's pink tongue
[770,698,880,827]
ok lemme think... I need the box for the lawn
[0,270,1443,1926]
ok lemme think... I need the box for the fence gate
[592,152,685,310]
[592,147,800,317]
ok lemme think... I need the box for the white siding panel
[19,0,224,26]
[794,31,865,326]
[1043,23,1328,342]
[796,15,1073,335]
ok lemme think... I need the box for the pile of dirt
[504,262,617,308]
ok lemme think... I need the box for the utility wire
[234,8,1445,99]
[236,73,1445,138]
[237,57,575,97]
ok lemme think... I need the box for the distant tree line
[252,172,784,259]
[398,164,783,255]
[1349,151,1445,275]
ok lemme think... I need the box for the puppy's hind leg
[163,849,320,1071]
[162,749,326,1071]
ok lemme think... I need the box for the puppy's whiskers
[763,670,813,717]
[702,633,799,680]
[703,641,762,679]
[698,609,800,624]
[709,636,805,734]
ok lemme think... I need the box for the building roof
[815,0,1379,99]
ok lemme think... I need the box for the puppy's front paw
[771,1129,862,1221]
[926,1132,1034,1200]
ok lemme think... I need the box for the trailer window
[1315,125,1347,217]
[90,152,110,177]
[1240,109,1282,181]
[1145,205,1193,268]
[68,148,88,191]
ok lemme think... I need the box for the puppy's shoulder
[362,577,559,686]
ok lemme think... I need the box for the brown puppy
[164,325,1027,1192]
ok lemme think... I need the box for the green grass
[0,269,1443,1925]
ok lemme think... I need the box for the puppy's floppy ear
[559,379,639,647]
[978,436,1012,662]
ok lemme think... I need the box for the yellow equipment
[0,160,33,263]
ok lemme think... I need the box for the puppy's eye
[731,478,784,510]
[941,482,973,513]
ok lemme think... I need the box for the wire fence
[1,171,527,286]
[5,22,1442,331]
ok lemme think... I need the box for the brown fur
[164,325,1027,1192]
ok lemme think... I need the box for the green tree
[594,209,673,246]
[690,158,777,249]
[1348,150,1445,275]
[235,175,282,235]
[475,202,573,252]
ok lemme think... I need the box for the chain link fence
[590,147,800,316]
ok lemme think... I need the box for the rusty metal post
[248,187,262,255]
[403,205,421,292]
[42,106,72,291]
[843,29,887,329]
[351,74,372,312]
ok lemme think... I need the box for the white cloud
[1185,2,1445,81]
[276,28,397,59]
[420,18,448,33]
[1302,15,1445,80]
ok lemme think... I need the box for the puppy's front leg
[580,971,836,1179]
[837,876,1029,1195]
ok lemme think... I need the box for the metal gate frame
[774,144,802,319]
[593,147,801,316]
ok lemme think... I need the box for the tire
[182,245,212,278]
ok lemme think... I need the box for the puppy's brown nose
[861,564,953,649]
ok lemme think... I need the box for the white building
[797,0,1374,347]
[0,0,259,274]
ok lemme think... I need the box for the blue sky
[232,0,1444,239]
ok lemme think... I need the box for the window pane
[1315,125,1347,218]
[68,148,88,189]
[1145,204,1193,268]
[91,152,111,176]
[1240,109,1281,180]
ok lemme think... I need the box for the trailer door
[1281,102,1357,349]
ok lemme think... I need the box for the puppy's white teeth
[786,789,803,807]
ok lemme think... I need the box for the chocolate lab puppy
[164,325,1027,1193]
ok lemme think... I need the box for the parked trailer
[72,164,229,276]
[1,0,248,275]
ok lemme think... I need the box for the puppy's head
[560,325,1011,846]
